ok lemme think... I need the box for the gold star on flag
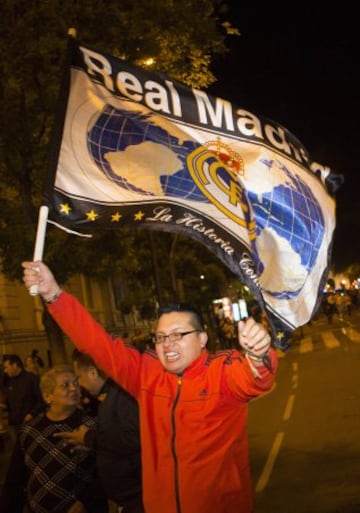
[276,331,285,341]
[111,212,122,222]
[60,203,71,215]
[134,210,145,221]
[86,210,98,221]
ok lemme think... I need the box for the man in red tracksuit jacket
[23,261,278,513]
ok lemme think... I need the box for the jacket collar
[180,350,208,378]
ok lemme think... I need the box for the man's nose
[163,336,175,347]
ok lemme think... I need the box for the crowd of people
[0,260,277,513]
[322,291,353,323]
[0,348,143,513]
[1,364,108,513]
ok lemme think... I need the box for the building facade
[0,272,150,369]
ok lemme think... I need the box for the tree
[0,0,230,276]
[0,1,239,361]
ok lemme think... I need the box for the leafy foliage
[0,0,242,313]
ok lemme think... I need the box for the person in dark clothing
[55,350,144,513]
[2,354,44,433]
[0,380,7,453]
[31,349,45,369]
[0,365,108,513]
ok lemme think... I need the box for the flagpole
[29,205,49,296]
[29,28,76,296]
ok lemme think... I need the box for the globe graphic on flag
[246,159,325,299]
[87,104,325,300]
[87,104,207,201]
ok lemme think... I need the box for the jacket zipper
[171,375,182,513]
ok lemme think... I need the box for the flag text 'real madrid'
[78,46,310,169]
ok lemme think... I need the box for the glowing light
[141,57,156,67]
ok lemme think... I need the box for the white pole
[29,205,49,296]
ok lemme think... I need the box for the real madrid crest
[186,137,256,239]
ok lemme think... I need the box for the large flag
[44,37,342,349]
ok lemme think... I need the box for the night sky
[208,3,358,271]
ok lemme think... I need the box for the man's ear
[199,331,208,349]
[88,366,99,378]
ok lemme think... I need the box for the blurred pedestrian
[325,293,337,323]
[344,293,352,317]
[55,349,144,513]
[31,348,45,368]
[2,354,44,435]
[0,382,7,453]
[24,354,42,376]
[23,261,278,513]
[0,365,108,513]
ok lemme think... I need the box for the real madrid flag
[43,36,342,349]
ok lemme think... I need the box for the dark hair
[31,349,44,368]
[157,303,204,330]
[3,354,24,369]
[72,349,107,379]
